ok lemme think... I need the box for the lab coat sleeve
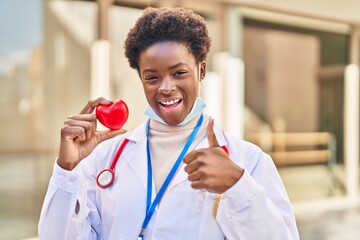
[216,143,300,240]
[38,158,100,240]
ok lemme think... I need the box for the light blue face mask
[144,96,206,126]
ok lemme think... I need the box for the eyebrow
[141,62,190,75]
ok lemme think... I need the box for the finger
[61,125,87,142]
[96,128,127,143]
[64,119,94,140]
[206,118,220,148]
[80,97,113,114]
[183,150,201,164]
[68,114,97,138]
[188,170,204,182]
[190,180,204,190]
[68,113,97,121]
[74,129,87,142]
[184,159,203,175]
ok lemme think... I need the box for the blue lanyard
[138,114,204,239]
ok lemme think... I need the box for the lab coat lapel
[169,120,228,190]
[121,119,155,196]
[122,139,148,190]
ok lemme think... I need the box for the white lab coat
[38,118,299,240]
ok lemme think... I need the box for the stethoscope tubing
[110,138,129,170]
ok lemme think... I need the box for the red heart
[96,100,129,130]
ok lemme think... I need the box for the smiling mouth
[159,98,182,107]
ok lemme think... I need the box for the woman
[39,7,299,240]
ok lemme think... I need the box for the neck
[149,113,202,132]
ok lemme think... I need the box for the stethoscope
[96,138,130,188]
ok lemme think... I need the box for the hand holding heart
[183,119,244,193]
[57,97,127,171]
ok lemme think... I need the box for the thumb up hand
[183,119,244,193]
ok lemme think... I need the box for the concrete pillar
[220,7,245,138]
[97,0,114,40]
[344,26,360,198]
[91,40,110,99]
[91,0,114,100]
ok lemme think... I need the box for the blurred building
[1,0,360,239]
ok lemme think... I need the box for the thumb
[206,118,220,148]
[97,128,127,143]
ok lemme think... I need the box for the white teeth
[161,99,180,106]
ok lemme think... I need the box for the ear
[199,61,207,81]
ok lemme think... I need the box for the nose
[158,77,175,95]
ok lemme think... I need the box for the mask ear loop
[198,62,202,96]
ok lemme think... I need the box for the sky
[0,0,42,52]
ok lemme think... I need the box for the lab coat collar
[124,118,149,143]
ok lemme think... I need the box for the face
[139,41,206,126]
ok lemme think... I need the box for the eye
[174,70,188,76]
[144,75,158,81]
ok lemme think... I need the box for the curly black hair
[124,7,211,70]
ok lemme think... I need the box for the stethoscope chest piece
[96,138,130,189]
[96,169,115,188]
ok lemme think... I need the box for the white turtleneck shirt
[148,114,210,192]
